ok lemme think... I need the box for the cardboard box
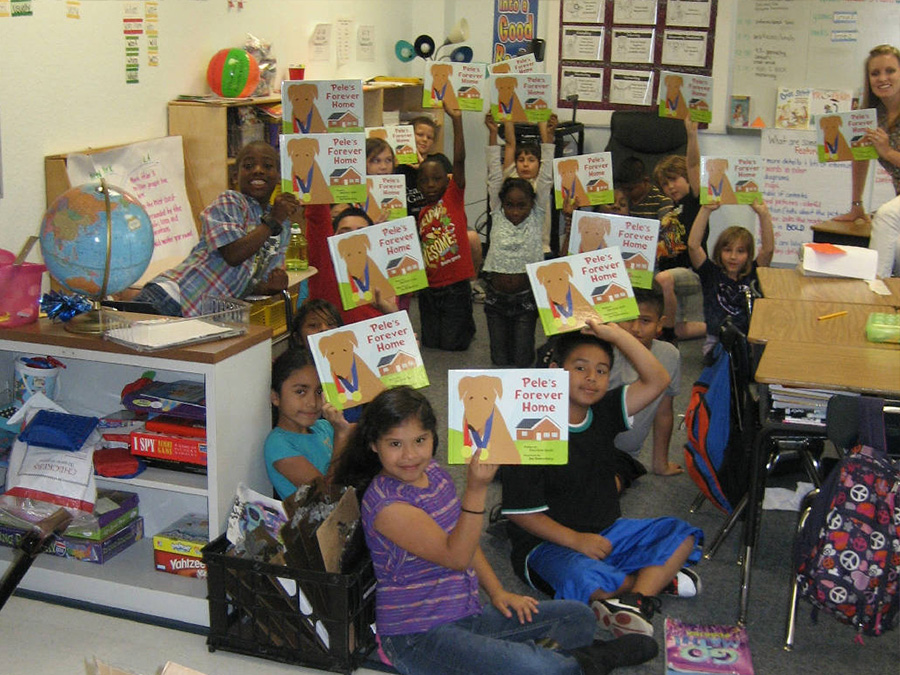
[131,430,207,467]
[153,513,209,578]
[0,517,143,564]
[65,489,139,541]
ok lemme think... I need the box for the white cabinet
[0,321,273,627]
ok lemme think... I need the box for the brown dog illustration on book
[430,63,459,110]
[336,232,394,305]
[819,115,854,161]
[288,83,328,134]
[287,137,333,204]
[495,76,527,122]
[536,261,597,329]
[318,331,385,406]
[705,158,737,204]
[662,74,689,119]
[458,375,520,464]
[556,158,590,208]
[362,178,385,224]
[577,215,611,253]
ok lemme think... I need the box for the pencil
[817,311,848,321]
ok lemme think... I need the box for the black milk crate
[203,534,377,674]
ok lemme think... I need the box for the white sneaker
[662,567,702,598]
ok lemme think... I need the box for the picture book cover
[658,71,713,123]
[815,109,879,163]
[307,311,428,410]
[775,87,811,130]
[361,174,408,223]
[489,53,538,74]
[568,211,659,288]
[729,95,749,128]
[280,133,367,205]
[281,79,364,134]
[809,88,853,118]
[423,61,488,112]
[699,156,764,205]
[490,72,554,123]
[553,152,614,209]
[664,617,754,675]
[447,369,569,465]
[526,246,639,336]
[326,215,426,310]
[366,125,417,165]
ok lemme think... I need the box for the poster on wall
[493,0,538,63]
[65,137,199,286]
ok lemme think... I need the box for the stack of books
[769,385,857,426]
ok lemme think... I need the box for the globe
[40,182,154,298]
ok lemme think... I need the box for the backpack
[683,341,751,514]
[794,444,900,637]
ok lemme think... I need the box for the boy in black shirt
[502,319,703,638]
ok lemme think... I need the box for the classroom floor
[1,296,897,675]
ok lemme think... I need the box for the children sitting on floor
[610,282,684,476]
[688,199,774,353]
[502,318,703,639]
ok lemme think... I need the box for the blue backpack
[683,341,750,514]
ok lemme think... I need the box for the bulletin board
[556,0,718,112]
[731,0,900,129]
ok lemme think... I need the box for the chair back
[605,111,688,182]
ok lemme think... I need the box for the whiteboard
[731,0,900,128]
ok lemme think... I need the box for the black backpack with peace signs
[794,444,900,638]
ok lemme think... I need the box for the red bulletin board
[557,0,718,113]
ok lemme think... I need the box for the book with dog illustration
[281,79,365,134]
[447,369,569,465]
[488,53,538,74]
[307,311,428,410]
[327,216,426,311]
[809,88,853,119]
[366,125,417,165]
[553,151,614,209]
[280,133,367,205]
[526,246,639,336]
[658,71,713,123]
[422,62,488,112]
[568,211,659,289]
[664,618,754,675]
[699,156,764,205]
[815,109,878,163]
[489,72,554,123]
[359,175,408,223]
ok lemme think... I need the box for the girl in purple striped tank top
[333,387,658,675]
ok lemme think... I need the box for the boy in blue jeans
[502,318,703,638]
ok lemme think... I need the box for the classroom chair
[604,111,687,183]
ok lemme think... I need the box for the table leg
[738,425,771,625]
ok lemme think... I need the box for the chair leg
[784,489,820,651]
[703,493,748,560]
[689,491,706,513]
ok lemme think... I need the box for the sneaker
[591,593,660,638]
[661,567,702,598]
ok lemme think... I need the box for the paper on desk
[763,481,815,511]
[106,318,233,350]
[867,278,891,295]
[800,243,877,280]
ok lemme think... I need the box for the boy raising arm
[502,318,703,638]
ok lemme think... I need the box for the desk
[748,299,898,350]
[757,267,900,307]
[811,217,871,248]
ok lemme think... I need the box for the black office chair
[604,111,688,183]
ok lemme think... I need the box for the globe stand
[65,179,114,335]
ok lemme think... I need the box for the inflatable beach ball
[207,48,260,98]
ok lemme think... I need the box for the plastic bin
[203,534,376,674]
[0,249,47,328]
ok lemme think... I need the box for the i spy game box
[130,430,207,467]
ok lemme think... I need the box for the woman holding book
[837,44,900,278]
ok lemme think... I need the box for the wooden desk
[748,298,898,350]
[811,217,871,248]
[757,267,900,307]
[754,341,900,396]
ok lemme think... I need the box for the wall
[0,0,450,258]
[0,0,758,262]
